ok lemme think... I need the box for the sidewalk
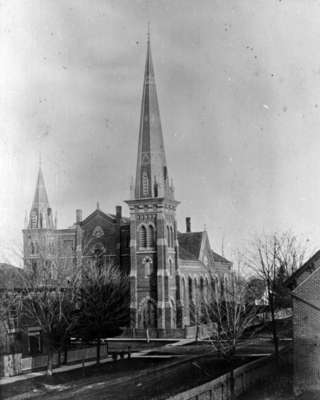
[0,337,190,386]
[0,356,112,386]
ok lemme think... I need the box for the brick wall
[293,296,320,395]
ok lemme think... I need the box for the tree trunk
[269,292,279,361]
[230,368,235,400]
[63,345,68,364]
[47,348,54,376]
[96,337,101,365]
[195,323,199,342]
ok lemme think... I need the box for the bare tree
[75,263,130,364]
[203,272,257,358]
[0,288,22,355]
[245,231,308,360]
[197,271,257,400]
[17,267,79,376]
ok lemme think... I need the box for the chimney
[116,205,122,220]
[186,217,191,233]
[76,209,82,224]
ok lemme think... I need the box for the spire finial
[97,201,100,210]
[39,152,42,168]
[147,21,150,43]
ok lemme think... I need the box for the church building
[23,36,232,334]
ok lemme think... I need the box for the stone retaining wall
[166,353,286,400]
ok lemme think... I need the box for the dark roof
[286,250,320,290]
[178,245,198,261]
[0,264,24,289]
[178,232,203,260]
[211,251,231,264]
[80,209,130,226]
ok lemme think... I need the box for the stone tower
[126,35,180,330]
[23,164,57,276]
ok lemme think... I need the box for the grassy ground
[0,353,254,400]
[0,357,172,400]
[0,335,290,400]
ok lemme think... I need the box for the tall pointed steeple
[134,33,174,200]
[126,32,180,331]
[28,165,54,229]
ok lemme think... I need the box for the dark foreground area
[1,337,291,400]
[0,353,254,400]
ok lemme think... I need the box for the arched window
[181,278,186,305]
[164,275,169,300]
[169,259,173,275]
[31,211,37,228]
[167,226,170,247]
[31,242,35,255]
[188,277,193,303]
[142,172,149,196]
[139,225,147,248]
[170,226,174,247]
[147,225,155,248]
[144,257,152,277]
[51,262,57,280]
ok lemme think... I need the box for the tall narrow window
[144,257,152,277]
[139,225,147,248]
[170,227,174,248]
[167,226,170,247]
[169,259,173,275]
[142,172,149,196]
[147,225,155,248]
[31,211,37,228]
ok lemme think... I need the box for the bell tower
[23,163,57,277]
[126,33,180,330]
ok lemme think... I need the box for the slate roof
[178,232,203,260]
[80,209,130,227]
[211,251,231,264]
[178,245,198,261]
[286,249,320,290]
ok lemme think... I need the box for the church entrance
[138,298,157,328]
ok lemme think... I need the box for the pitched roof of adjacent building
[178,232,203,260]
[292,265,320,311]
[211,251,231,264]
[178,231,232,267]
[286,249,320,290]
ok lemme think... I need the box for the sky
[1,0,320,266]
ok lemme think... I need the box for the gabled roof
[286,249,320,290]
[80,208,129,226]
[292,265,320,310]
[211,250,231,264]
[178,232,203,260]
[177,231,232,266]
[178,245,198,261]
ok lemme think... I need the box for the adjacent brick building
[288,252,320,395]
[22,36,232,334]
